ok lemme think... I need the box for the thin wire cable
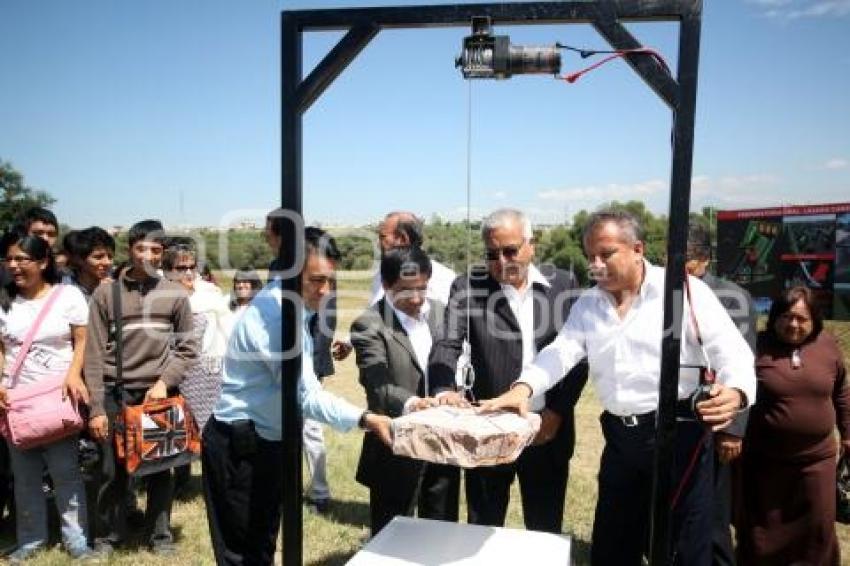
[463,78,475,402]
[556,42,621,58]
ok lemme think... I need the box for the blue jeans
[7,436,88,554]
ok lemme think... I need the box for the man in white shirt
[351,247,459,535]
[369,211,456,306]
[482,209,755,566]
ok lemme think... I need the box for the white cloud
[749,0,850,18]
[492,191,507,200]
[537,179,666,202]
[825,158,849,170]
[690,173,783,208]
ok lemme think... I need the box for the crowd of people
[0,205,847,566]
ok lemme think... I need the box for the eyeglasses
[484,243,524,261]
[2,255,34,265]
[173,264,197,273]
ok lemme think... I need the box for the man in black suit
[429,208,587,533]
[351,247,460,535]
[687,221,756,566]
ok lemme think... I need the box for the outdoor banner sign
[716,202,850,320]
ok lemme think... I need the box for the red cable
[561,48,670,84]
[669,273,715,511]
[670,430,710,510]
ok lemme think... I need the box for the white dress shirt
[501,265,550,412]
[370,259,456,306]
[388,299,433,414]
[518,261,756,417]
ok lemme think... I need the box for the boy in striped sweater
[84,219,198,555]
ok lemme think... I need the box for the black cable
[556,42,622,59]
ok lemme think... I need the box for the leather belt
[607,399,697,428]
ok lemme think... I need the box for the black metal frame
[281,2,702,565]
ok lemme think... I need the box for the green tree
[0,159,56,229]
[536,225,589,284]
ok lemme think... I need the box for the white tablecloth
[346,516,571,565]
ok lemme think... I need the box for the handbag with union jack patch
[114,395,200,476]
[110,280,201,477]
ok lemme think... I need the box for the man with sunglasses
[428,208,587,534]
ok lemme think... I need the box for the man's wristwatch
[358,410,373,430]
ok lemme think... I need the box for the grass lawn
[8,272,850,564]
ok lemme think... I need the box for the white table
[346,516,571,565]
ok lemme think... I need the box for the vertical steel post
[648,3,702,565]
[281,12,304,566]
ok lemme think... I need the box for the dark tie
[308,312,320,344]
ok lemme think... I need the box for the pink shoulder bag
[0,285,85,450]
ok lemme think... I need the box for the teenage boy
[20,207,60,249]
[84,219,198,555]
[62,227,115,298]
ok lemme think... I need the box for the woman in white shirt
[0,230,93,561]
[163,244,232,495]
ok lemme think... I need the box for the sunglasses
[484,244,524,261]
[174,264,197,273]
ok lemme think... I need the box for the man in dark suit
[429,208,587,533]
[687,221,756,566]
[351,247,460,535]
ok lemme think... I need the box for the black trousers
[711,452,735,566]
[369,463,460,536]
[92,387,174,547]
[0,441,13,528]
[591,412,714,566]
[465,414,574,533]
[202,417,282,566]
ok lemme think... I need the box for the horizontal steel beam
[290,0,699,30]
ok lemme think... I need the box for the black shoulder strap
[112,280,125,404]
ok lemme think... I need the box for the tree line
[2,159,711,282]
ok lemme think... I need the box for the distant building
[716,202,850,320]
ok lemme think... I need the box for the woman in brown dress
[737,286,850,565]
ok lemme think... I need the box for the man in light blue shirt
[201,231,392,566]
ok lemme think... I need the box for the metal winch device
[456,16,561,79]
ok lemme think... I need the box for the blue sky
[1,0,848,230]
